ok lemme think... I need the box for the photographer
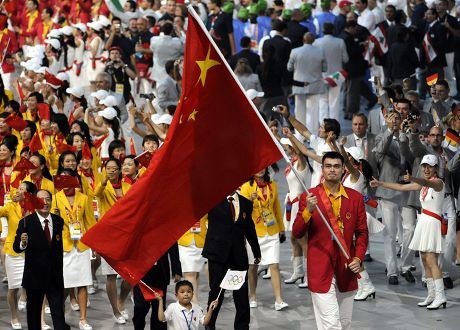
[105,17,138,74]
[105,47,137,104]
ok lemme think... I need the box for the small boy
[156,280,218,329]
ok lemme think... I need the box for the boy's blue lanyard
[182,309,194,330]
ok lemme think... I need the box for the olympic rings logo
[227,274,244,286]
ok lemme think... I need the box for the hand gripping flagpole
[186,7,350,261]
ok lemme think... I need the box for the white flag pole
[186,6,350,261]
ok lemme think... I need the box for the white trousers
[445,53,457,96]
[439,195,456,277]
[294,93,320,135]
[380,200,416,276]
[311,277,355,330]
[319,85,341,122]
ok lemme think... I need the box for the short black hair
[323,118,341,137]
[175,280,194,293]
[322,151,344,165]
[108,140,125,157]
[240,36,251,48]
[165,60,175,75]
[435,79,449,90]
[160,22,174,35]
[323,22,334,35]
[271,19,287,32]
[142,134,159,147]
[344,21,357,29]
[28,92,44,104]
[22,181,37,195]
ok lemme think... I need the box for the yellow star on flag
[188,109,198,122]
[196,47,220,86]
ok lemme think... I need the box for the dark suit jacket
[202,194,261,271]
[340,30,367,78]
[141,243,182,289]
[13,213,65,290]
[424,21,448,68]
[229,49,261,73]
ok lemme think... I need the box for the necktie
[44,219,51,244]
[228,197,236,221]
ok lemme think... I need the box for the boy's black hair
[175,280,194,293]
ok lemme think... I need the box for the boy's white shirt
[164,301,205,330]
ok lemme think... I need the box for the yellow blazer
[94,180,132,217]
[52,190,96,252]
[90,147,102,175]
[39,133,59,174]
[240,180,284,237]
[79,170,102,199]
[0,202,25,257]
[178,215,208,248]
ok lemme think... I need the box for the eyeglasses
[429,134,443,137]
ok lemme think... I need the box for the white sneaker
[18,300,26,311]
[87,286,96,295]
[41,324,51,330]
[79,320,93,330]
[274,301,288,311]
[120,309,129,320]
[114,315,126,324]
[249,301,257,308]
[10,321,22,329]
[70,302,80,311]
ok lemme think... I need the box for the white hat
[99,95,119,107]
[158,114,173,125]
[151,113,161,124]
[345,146,364,162]
[421,154,438,167]
[98,107,118,120]
[72,23,87,33]
[60,26,74,36]
[246,89,264,100]
[91,90,109,100]
[87,21,103,31]
[56,72,70,82]
[45,39,61,50]
[142,9,158,19]
[47,29,62,38]
[280,137,293,147]
[98,15,112,27]
[32,66,46,74]
[25,45,46,60]
[66,86,85,98]
[20,59,41,71]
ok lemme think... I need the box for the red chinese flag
[82,142,92,160]
[56,140,77,154]
[4,113,28,131]
[37,103,51,121]
[53,175,80,190]
[20,192,45,212]
[138,281,164,301]
[29,132,43,153]
[13,157,38,172]
[93,133,109,149]
[81,10,282,286]
[135,151,154,168]
[17,81,25,105]
[129,136,136,155]
[44,71,63,87]
[68,112,76,126]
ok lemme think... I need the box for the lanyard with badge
[3,172,11,205]
[112,70,125,96]
[255,184,275,227]
[182,309,194,330]
[66,206,82,241]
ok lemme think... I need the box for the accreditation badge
[70,221,82,240]
[190,221,201,233]
[92,199,99,220]
[115,83,124,95]
[3,193,11,205]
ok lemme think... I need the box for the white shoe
[70,302,80,311]
[298,277,308,288]
[2,276,7,283]
[18,300,26,311]
[44,307,50,314]
[114,315,126,324]
[92,280,99,290]
[41,324,51,330]
[427,279,447,310]
[120,309,129,320]
[87,286,97,295]
[274,301,288,311]
[418,278,435,307]
[10,321,22,329]
[79,320,93,330]
[354,272,376,301]
[249,300,257,308]
[262,268,271,279]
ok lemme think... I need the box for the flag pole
[216,287,224,301]
[186,6,351,261]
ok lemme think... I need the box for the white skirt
[179,242,205,273]
[101,257,118,276]
[366,212,385,235]
[63,248,92,288]
[1,216,7,238]
[247,233,280,266]
[5,254,24,289]
[409,214,443,253]
[283,195,301,232]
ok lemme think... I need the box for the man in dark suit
[132,243,182,330]
[229,36,260,72]
[13,189,69,330]
[203,192,261,330]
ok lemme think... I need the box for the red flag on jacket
[82,142,92,160]
[37,103,51,121]
[129,136,136,155]
[81,10,282,285]
[4,113,28,131]
[135,151,154,168]
[55,140,77,154]
[93,133,108,149]
[13,157,38,172]
[44,71,63,87]
[138,281,164,301]
[53,175,80,190]
[29,132,43,153]
[20,192,45,212]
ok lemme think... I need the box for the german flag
[426,73,438,86]
[445,128,460,148]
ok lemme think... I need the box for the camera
[140,93,155,100]
[271,106,281,112]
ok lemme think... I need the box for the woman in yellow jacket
[0,181,36,329]
[178,215,208,303]
[240,167,288,311]
[94,158,132,324]
[52,168,96,330]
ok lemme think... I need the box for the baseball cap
[60,26,74,36]
[158,114,173,125]
[421,154,438,167]
[72,23,87,33]
[99,95,119,107]
[56,72,70,82]
[45,39,61,50]
[339,0,352,8]
[345,146,364,162]
[47,29,62,38]
[87,21,103,32]
[91,90,110,100]
[66,86,85,98]
[151,113,161,125]
[98,107,118,120]
[98,15,112,28]
[246,89,264,100]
